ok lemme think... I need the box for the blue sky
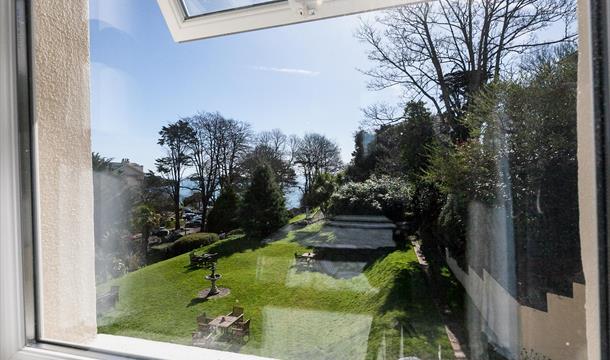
[89,0,400,172]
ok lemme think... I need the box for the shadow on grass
[181,235,267,275]
[379,264,430,314]
[290,247,394,280]
[183,264,204,273]
[374,254,470,359]
[187,297,208,307]
[206,235,267,259]
[361,264,451,359]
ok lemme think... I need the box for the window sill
[13,335,273,360]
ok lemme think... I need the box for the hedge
[147,232,219,264]
[327,176,413,222]
[171,233,219,255]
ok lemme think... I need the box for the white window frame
[158,0,424,42]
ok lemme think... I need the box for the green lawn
[288,213,306,224]
[97,224,452,360]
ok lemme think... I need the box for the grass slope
[98,225,452,360]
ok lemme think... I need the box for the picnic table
[208,314,243,332]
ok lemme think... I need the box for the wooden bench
[189,252,218,268]
[230,319,250,343]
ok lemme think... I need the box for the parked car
[152,227,170,237]
[186,220,202,228]
[164,230,183,243]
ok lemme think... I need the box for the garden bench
[295,252,315,267]
[227,306,244,317]
[189,252,218,268]
[230,319,250,343]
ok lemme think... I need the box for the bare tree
[257,129,288,155]
[294,133,343,194]
[186,112,223,232]
[155,120,194,230]
[242,129,297,190]
[241,144,297,190]
[358,0,576,141]
[218,118,251,187]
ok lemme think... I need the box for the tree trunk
[174,203,181,230]
[200,202,208,233]
[142,228,150,264]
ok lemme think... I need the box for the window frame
[157,0,425,42]
[1,0,609,359]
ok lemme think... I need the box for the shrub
[227,228,245,236]
[207,186,240,234]
[241,164,288,239]
[147,242,174,264]
[327,176,413,222]
[170,232,219,255]
[301,172,338,212]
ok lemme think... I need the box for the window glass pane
[34,0,590,359]
[182,0,285,17]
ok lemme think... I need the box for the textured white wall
[33,0,97,342]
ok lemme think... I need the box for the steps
[327,215,397,230]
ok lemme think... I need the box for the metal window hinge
[288,0,324,17]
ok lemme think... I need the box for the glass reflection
[182,0,283,17]
[84,0,583,359]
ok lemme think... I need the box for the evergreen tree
[241,164,288,239]
[345,130,376,182]
[207,186,240,234]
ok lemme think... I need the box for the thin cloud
[250,66,320,77]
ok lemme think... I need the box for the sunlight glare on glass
[182,0,284,17]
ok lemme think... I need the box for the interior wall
[32,0,97,343]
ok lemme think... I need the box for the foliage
[346,102,436,183]
[207,186,240,234]
[241,164,288,239]
[424,47,582,300]
[141,171,174,213]
[301,172,338,212]
[294,133,343,194]
[92,152,139,282]
[95,229,138,283]
[358,0,575,142]
[425,140,499,205]
[92,152,114,172]
[170,232,219,255]
[182,191,202,211]
[345,130,376,182]
[327,176,413,222]
[241,144,297,191]
[156,120,194,230]
[131,204,161,260]
[226,228,245,236]
[132,205,161,235]
[185,112,251,231]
